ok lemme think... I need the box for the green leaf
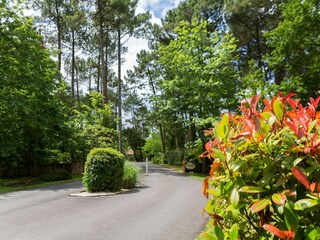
[272,193,286,205]
[212,149,225,161]
[239,186,266,193]
[284,202,298,230]
[282,131,296,147]
[273,99,284,121]
[229,224,238,240]
[250,198,271,213]
[229,158,243,172]
[305,227,320,240]
[230,187,239,208]
[294,198,320,212]
[293,157,305,166]
[308,120,317,133]
[258,170,275,187]
[213,225,224,240]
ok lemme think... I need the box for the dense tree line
[1,0,319,174]
[129,0,320,171]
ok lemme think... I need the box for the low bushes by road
[122,161,140,189]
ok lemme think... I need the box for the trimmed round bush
[83,148,124,192]
[122,161,140,189]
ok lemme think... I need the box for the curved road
[0,164,207,240]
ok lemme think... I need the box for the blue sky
[144,0,178,19]
[123,0,180,76]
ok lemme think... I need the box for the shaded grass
[0,173,82,194]
[159,164,207,180]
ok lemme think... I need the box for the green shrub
[166,148,184,166]
[82,148,124,192]
[152,152,165,164]
[122,161,140,189]
[42,149,71,164]
[200,93,320,239]
[143,133,164,163]
[40,169,72,182]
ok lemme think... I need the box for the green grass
[0,173,82,194]
[159,164,207,180]
[187,172,207,180]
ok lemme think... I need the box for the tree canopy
[1,0,319,176]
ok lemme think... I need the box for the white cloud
[121,0,180,79]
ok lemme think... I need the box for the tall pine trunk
[71,30,75,98]
[55,0,62,81]
[98,3,107,104]
[117,28,123,153]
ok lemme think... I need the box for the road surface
[0,163,207,240]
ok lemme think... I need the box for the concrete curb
[69,183,144,197]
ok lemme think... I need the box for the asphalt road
[0,163,207,240]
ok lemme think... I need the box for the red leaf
[209,213,224,221]
[263,98,272,112]
[250,95,261,113]
[205,141,214,153]
[272,193,286,205]
[202,177,209,198]
[209,161,220,176]
[286,117,306,138]
[263,224,287,239]
[283,189,297,197]
[284,93,296,105]
[231,131,251,140]
[292,167,310,190]
[297,110,308,132]
[310,182,317,192]
[287,98,300,110]
[310,96,320,110]
[253,115,261,131]
[250,199,271,213]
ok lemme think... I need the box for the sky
[120,0,180,79]
[23,0,181,86]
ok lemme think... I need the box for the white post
[146,157,148,175]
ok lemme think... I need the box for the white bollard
[146,157,149,175]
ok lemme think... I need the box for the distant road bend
[0,163,207,240]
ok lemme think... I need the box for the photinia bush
[200,93,320,239]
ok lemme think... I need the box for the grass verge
[0,173,82,194]
[159,164,207,180]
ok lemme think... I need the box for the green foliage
[123,127,146,161]
[72,92,116,160]
[157,20,240,117]
[201,93,320,239]
[0,3,72,170]
[40,169,72,182]
[266,0,320,101]
[166,148,184,166]
[83,148,124,192]
[143,133,163,163]
[185,139,203,164]
[41,150,71,164]
[122,161,140,189]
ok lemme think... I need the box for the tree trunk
[89,67,92,92]
[97,54,100,92]
[147,69,166,153]
[55,0,62,81]
[71,30,75,98]
[117,28,123,153]
[76,65,80,109]
[98,3,107,103]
